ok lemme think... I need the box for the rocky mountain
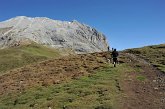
[0,16,109,53]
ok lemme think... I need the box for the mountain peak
[0,16,109,53]
[15,16,29,18]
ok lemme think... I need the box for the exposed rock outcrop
[0,16,109,53]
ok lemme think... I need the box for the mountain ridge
[0,16,108,53]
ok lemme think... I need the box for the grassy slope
[125,44,165,73]
[0,44,61,74]
[0,64,135,109]
[0,44,164,109]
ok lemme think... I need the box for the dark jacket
[112,51,119,58]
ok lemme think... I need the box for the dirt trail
[121,53,165,109]
[125,53,150,65]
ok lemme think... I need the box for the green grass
[0,43,158,108]
[125,44,165,73]
[136,75,146,81]
[0,43,61,74]
[0,64,134,109]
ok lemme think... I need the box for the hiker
[112,48,114,51]
[107,46,110,51]
[106,46,111,63]
[112,49,119,67]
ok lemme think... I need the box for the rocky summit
[0,16,108,53]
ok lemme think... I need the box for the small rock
[48,106,52,109]
[135,91,140,93]
[153,80,157,82]
[154,87,158,90]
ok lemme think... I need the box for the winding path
[122,52,165,109]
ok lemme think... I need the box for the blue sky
[0,0,165,50]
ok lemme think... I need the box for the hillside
[0,43,70,74]
[0,44,164,109]
[124,44,165,73]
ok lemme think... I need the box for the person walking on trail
[112,49,119,67]
[107,46,110,51]
[112,48,114,51]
